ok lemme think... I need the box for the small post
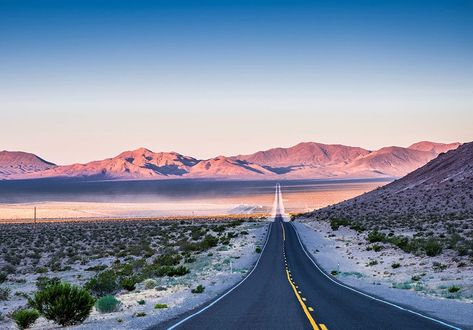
[34,206,37,224]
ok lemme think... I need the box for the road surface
[156,185,460,330]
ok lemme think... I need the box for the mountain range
[0,141,461,180]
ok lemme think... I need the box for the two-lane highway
[156,185,460,330]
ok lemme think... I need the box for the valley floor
[294,219,473,329]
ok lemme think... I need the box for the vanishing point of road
[155,184,461,330]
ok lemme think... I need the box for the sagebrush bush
[36,276,61,290]
[143,278,157,289]
[12,308,40,329]
[191,284,205,294]
[120,276,137,291]
[30,282,95,326]
[85,270,119,297]
[95,295,121,313]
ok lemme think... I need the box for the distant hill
[0,151,56,178]
[307,141,473,231]
[0,141,461,180]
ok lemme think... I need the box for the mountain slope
[307,142,473,231]
[0,151,56,178]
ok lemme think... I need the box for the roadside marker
[308,307,314,312]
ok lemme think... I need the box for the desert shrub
[136,312,146,317]
[330,270,338,276]
[30,282,95,326]
[372,244,383,252]
[95,295,121,313]
[330,218,350,230]
[143,279,157,289]
[367,260,378,266]
[120,276,137,291]
[85,270,119,297]
[154,254,181,266]
[191,284,205,294]
[156,266,190,277]
[12,308,40,329]
[137,299,146,305]
[424,239,443,257]
[201,235,219,249]
[0,287,11,300]
[0,272,7,283]
[391,263,401,269]
[255,247,262,253]
[154,303,168,309]
[448,285,460,293]
[367,230,385,243]
[36,276,61,290]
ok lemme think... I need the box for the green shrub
[191,284,205,294]
[120,276,137,291]
[424,239,443,257]
[448,285,460,293]
[154,303,168,309]
[330,270,338,276]
[330,218,350,230]
[154,254,181,266]
[367,230,385,243]
[95,295,121,313]
[255,247,262,253]
[30,282,95,326]
[0,272,7,283]
[391,263,401,269]
[12,308,40,329]
[85,270,119,297]
[156,266,189,277]
[36,276,61,290]
[367,260,378,266]
[136,312,146,317]
[137,299,146,305]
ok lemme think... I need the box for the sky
[1,0,472,165]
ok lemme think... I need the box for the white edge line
[167,221,274,330]
[290,222,463,330]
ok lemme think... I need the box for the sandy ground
[294,220,473,329]
[0,222,270,329]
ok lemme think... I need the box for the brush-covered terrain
[306,141,473,259]
[0,218,268,329]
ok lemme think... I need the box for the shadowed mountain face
[0,151,56,177]
[0,141,461,180]
[308,142,473,229]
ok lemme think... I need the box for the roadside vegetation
[0,217,265,328]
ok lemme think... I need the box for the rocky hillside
[307,141,473,233]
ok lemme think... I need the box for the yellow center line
[285,268,319,330]
[281,222,286,241]
[320,324,328,330]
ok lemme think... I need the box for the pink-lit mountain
[0,141,461,180]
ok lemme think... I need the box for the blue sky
[1,0,472,164]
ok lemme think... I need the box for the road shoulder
[293,221,473,329]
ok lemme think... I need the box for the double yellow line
[282,222,328,330]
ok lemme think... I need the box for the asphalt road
[157,186,460,330]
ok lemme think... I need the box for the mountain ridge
[0,141,461,180]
